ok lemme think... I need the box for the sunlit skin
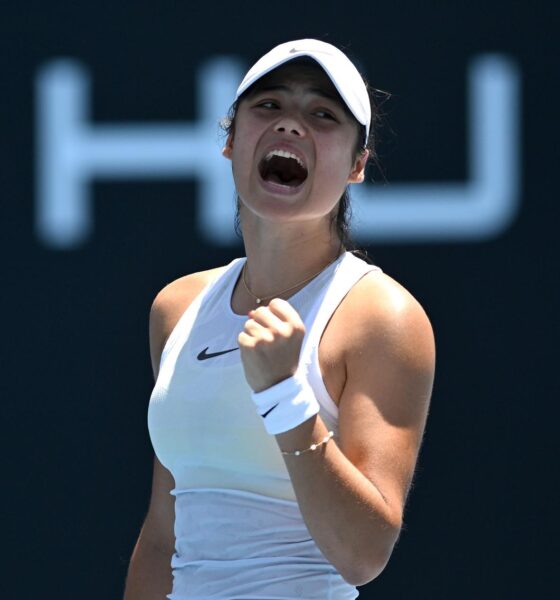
[125,60,435,595]
[223,63,368,229]
[223,62,368,313]
[222,64,370,392]
[220,63,433,585]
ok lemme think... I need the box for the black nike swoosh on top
[197,346,239,361]
[261,403,279,418]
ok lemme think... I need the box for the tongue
[267,172,301,186]
[261,155,307,187]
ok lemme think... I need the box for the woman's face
[223,62,368,229]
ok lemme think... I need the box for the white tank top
[148,252,381,600]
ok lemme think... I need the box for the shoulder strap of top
[299,252,382,373]
[159,258,245,368]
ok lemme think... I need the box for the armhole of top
[157,259,243,371]
[307,345,339,421]
[305,259,383,420]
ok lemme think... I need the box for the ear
[348,149,369,184]
[222,132,234,160]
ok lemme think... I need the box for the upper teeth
[265,150,305,168]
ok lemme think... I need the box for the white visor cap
[236,39,371,139]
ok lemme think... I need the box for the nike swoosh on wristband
[197,347,239,361]
[261,403,280,418]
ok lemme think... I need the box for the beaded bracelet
[281,431,334,457]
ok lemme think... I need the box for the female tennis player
[124,39,435,600]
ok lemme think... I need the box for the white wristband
[251,372,320,435]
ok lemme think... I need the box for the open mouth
[258,150,308,187]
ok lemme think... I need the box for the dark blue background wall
[2,2,558,598]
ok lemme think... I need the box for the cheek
[230,118,259,161]
[229,138,260,199]
[315,141,355,184]
[229,133,252,175]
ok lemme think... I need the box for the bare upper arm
[336,272,436,522]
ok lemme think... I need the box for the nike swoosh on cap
[197,347,239,361]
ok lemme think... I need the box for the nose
[274,115,306,137]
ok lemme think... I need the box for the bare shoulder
[320,268,435,409]
[331,269,436,387]
[332,270,436,516]
[149,266,227,377]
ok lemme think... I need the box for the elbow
[339,552,393,587]
[339,522,401,586]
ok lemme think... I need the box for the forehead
[244,60,346,107]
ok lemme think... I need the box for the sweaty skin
[125,59,435,596]
[222,63,435,584]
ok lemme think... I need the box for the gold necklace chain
[241,253,342,305]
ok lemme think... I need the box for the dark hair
[220,57,388,254]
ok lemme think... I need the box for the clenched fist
[238,298,306,393]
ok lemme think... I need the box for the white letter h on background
[35,58,242,248]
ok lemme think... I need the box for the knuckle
[257,332,275,345]
[269,298,287,312]
[238,331,254,347]
[294,322,305,335]
[280,322,294,336]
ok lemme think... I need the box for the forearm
[276,415,402,586]
[124,529,173,600]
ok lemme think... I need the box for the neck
[239,214,343,303]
